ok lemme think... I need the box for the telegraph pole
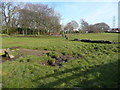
[112,16,116,28]
[118,1,120,28]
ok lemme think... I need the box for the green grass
[2,33,119,49]
[1,33,119,88]
[69,33,119,42]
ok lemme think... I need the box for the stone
[0,49,6,56]
[0,49,15,60]
[9,55,15,59]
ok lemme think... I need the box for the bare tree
[80,19,89,31]
[18,3,61,35]
[0,2,61,35]
[0,10,2,33]
[88,23,110,33]
[0,2,21,34]
[64,22,73,34]
[48,12,61,34]
[93,23,110,32]
[69,20,79,29]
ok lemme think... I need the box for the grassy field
[1,33,119,88]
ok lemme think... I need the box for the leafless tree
[93,23,110,32]
[18,3,61,35]
[69,20,79,29]
[0,10,2,33]
[64,22,73,34]
[80,19,89,31]
[88,23,110,33]
[0,2,61,35]
[0,2,21,34]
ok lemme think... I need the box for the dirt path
[20,49,49,56]
[1,47,50,62]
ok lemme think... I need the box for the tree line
[0,2,110,35]
[64,19,110,34]
[0,2,61,35]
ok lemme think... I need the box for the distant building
[112,28,120,32]
[105,28,120,33]
[73,27,79,31]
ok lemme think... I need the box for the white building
[73,27,80,31]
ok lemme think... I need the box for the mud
[41,53,83,67]
[71,39,120,44]
[20,49,49,56]
[2,47,82,67]
[1,47,50,62]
